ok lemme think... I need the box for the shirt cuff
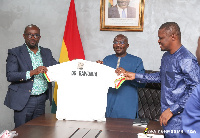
[135,73,144,79]
[26,71,31,80]
[135,73,145,83]
[169,104,182,115]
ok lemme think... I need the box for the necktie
[122,10,126,18]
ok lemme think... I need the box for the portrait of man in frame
[108,0,136,18]
[100,0,145,31]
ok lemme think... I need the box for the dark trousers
[14,92,47,128]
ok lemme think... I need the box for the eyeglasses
[25,34,40,39]
[113,41,125,45]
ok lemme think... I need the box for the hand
[123,72,136,80]
[115,67,127,75]
[30,66,48,77]
[159,108,173,126]
[96,60,103,64]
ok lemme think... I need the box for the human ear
[171,34,176,41]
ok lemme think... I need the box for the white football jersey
[45,59,124,121]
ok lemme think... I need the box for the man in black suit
[108,0,136,18]
[4,24,58,128]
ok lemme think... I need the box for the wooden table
[13,114,163,138]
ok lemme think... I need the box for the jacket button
[31,80,33,81]
[29,90,31,92]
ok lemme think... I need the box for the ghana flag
[51,0,85,113]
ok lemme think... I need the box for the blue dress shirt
[180,84,200,138]
[135,46,200,138]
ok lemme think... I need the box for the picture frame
[100,0,145,31]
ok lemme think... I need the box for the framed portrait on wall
[100,0,145,31]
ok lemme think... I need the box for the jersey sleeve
[44,61,73,82]
[101,64,125,89]
[44,64,57,82]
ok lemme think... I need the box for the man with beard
[4,24,58,128]
[108,0,136,18]
[97,34,145,119]
[116,22,200,138]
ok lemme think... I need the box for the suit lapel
[20,44,33,70]
[127,7,131,18]
[114,6,120,18]
[127,7,135,18]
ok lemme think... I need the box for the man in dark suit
[108,0,136,18]
[4,24,58,128]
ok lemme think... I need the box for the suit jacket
[108,5,136,18]
[4,44,58,111]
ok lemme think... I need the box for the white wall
[0,0,200,131]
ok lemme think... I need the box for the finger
[121,69,126,74]
[43,67,48,72]
[116,67,124,74]
[125,72,133,80]
[123,72,127,77]
[159,117,162,126]
[40,69,44,73]
[163,119,165,126]
[39,67,45,73]
[160,121,162,126]
[164,121,167,126]
[165,118,169,126]
[164,119,167,126]
[125,76,131,80]
[115,68,121,74]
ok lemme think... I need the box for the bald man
[97,34,145,119]
[4,24,58,128]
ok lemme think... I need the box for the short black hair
[159,22,181,40]
[24,24,40,34]
[114,34,128,43]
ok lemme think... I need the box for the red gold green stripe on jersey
[44,72,50,82]
[115,77,126,89]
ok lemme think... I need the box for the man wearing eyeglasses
[97,34,145,119]
[108,0,136,18]
[4,24,58,128]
